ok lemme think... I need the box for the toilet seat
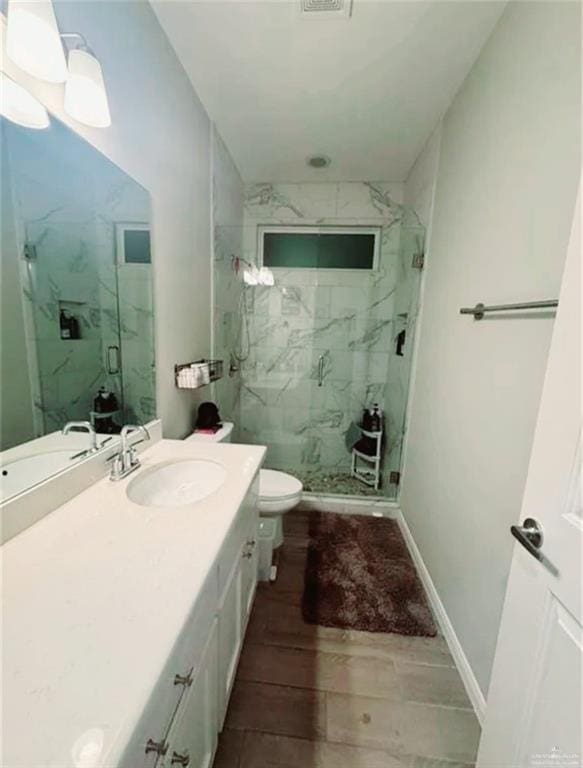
[259,469,302,502]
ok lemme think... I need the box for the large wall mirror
[1,114,156,501]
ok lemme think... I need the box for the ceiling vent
[300,0,353,19]
[307,155,331,169]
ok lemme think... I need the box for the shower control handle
[318,354,325,387]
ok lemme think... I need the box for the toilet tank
[184,422,234,443]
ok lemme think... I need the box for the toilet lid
[259,469,303,500]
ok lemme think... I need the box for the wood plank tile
[224,680,326,741]
[213,728,244,768]
[247,601,454,667]
[240,732,409,768]
[395,661,472,709]
[283,510,311,541]
[326,693,481,763]
[237,643,402,700]
[409,757,475,768]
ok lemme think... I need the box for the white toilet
[184,422,302,547]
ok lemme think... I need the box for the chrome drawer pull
[145,739,168,756]
[171,751,190,766]
[246,538,257,548]
[242,549,253,559]
[173,671,193,688]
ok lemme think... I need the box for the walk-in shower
[212,175,424,500]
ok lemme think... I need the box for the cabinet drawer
[119,567,218,767]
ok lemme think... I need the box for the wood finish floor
[214,510,480,768]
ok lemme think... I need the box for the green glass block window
[261,228,378,270]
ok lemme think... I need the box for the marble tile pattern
[227,181,425,498]
[8,125,155,433]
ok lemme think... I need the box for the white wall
[404,125,442,230]
[1,0,212,437]
[401,1,580,697]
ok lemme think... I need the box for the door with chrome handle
[510,518,559,576]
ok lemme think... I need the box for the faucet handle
[121,424,151,441]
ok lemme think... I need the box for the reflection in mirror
[0,115,156,501]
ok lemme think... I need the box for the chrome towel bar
[460,300,558,320]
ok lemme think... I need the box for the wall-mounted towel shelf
[460,300,558,320]
[175,359,223,389]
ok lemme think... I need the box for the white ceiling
[152,1,505,182]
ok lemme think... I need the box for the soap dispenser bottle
[362,407,373,431]
[370,404,382,432]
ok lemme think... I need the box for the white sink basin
[0,450,79,502]
[127,459,226,507]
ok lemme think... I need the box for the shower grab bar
[460,300,558,320]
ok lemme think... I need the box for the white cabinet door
[161,619,218,768]
[217,553,243,727]
[241,512,259,628]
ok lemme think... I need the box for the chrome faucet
[109,424,151,481]
[62,421,98,452]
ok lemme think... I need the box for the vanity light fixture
[63,38,111,128]
[0,72,50,129]
[6,0,68,83]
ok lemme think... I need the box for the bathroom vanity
[2,439,266,768]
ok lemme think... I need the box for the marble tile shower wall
[211,130,245,429]
[236,182,425,497]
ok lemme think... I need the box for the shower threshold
[290,469,395,499]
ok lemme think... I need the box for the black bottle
[69,313,80,339]
[362,408,373,431]
[370,404,382,432]
[60,310,71,339]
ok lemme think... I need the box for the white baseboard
[395,508,487,724]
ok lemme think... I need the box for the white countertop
[1,439,265,768]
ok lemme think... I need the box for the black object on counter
[93,387,121,434]
[195,401,222,431]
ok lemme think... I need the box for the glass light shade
[6,0,67,83]
[0,73,49,129]
[64,48,111,128]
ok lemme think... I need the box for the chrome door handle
[511,518,543,562]
[318,354,325,387]
[510,518,559,576]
